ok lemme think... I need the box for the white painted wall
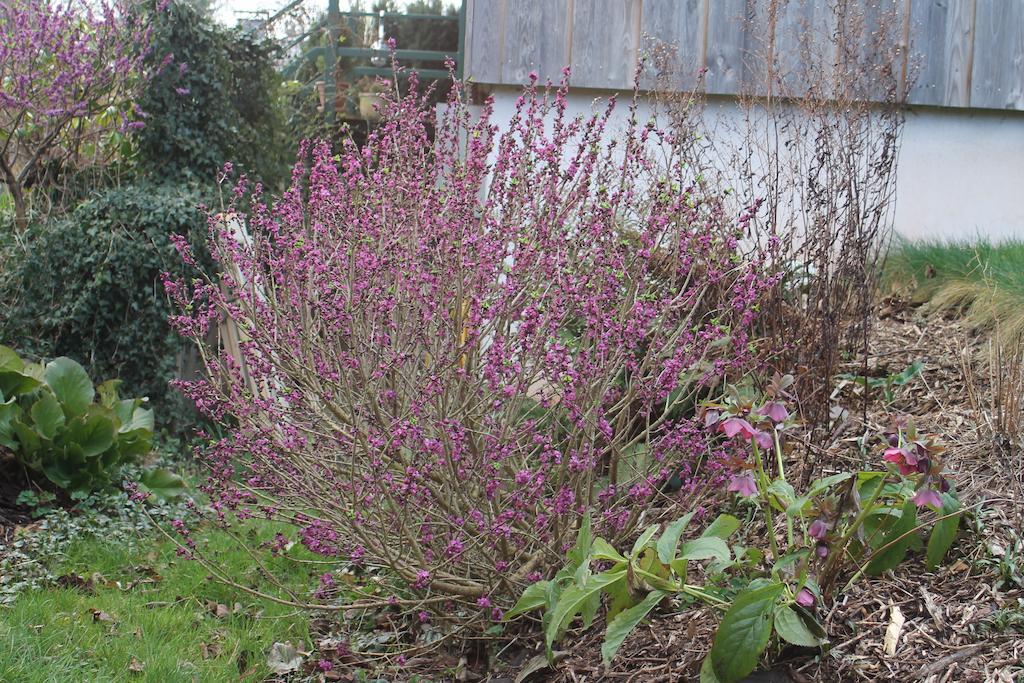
[475,86,1024,243]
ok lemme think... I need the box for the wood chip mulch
[503,307,1024,682]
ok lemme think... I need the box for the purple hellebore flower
[883,447,919,476]
[912,488,943,509]
[759,401,789,423]
[704,409,720,428]
[815,543,829,558]
[808,519,828,540]
[753,429,774,450]
[727,472,758,498]
[720,416,757,440]
[795,588,816,608]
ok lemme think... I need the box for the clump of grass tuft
[884,238,1024,344]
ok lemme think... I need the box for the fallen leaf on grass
[57,573,95,592]
[267,641,304,674]
[128,657,145,674]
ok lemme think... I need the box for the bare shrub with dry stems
[646,0,908,436]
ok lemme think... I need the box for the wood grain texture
[704,0,752,95]
[639,0,707,91]
[465,0,507,83]
[908,0,976,107]
[971,0,1024,109]
[503,0,572,85]
[570,0,642,89]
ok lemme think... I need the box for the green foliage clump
[0,347,154,493]
[135,0,291,188]
[0,184,206,430]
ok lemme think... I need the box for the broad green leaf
[806,472,853,498]
[96,379,122,408]
[0,401,22,449]
[139,468,187,501]
[44,357,94,416]
[567,513,593,568]
[30,393,64,440]
[64,410,116,458]
[710,582,784,682]
[546,570,626,649]
[866,500,918,575]
[678,537,730,562]
[773,604,824,647]
[767,479,796,508]
[605,574,635,621]
[630,524,659,557]
[601,590,665,664]
[0,345,22,372]
[591,538,627,564]
[656,512,695,563]
[11,419,41,457]
[701,514,740,540]
[700,655,723,683]
[119,406,154,433]
[0,369,42,398]
[925,493,961,570]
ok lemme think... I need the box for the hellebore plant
[513,380,964,682]
[165,66,779,619]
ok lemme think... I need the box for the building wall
[478,86,1024,242]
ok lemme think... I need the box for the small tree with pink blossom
[0,0,160,230]
[166,70,779,622]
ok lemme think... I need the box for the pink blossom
[795,589,816,607]
[912,488,942,509]
[727,473,758,497]
[758,401,789,423]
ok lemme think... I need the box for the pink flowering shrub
[0,0,164,229]
[166,71,778,612]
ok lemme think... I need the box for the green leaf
[656,512,695,563]
[567,513,593,568]
[925,493,961,570]
[64,410,116,458]
[767,479,796,508]
[700,655,723,683]
[44,357,95,416]
[701,514,741,540]
[866,500,918,575]
[807,472,853,498]
[96,379,122,408]
[0,369,42,398]
[591,538,627,564]
[119,405,154,434]
[139,468,187,501]
[30,393,65,440]
[678,537,731,562]
[773,604,824,647]
[601,590,665,664]
[546,570,626,649]
[0,401,23,449]
[710,582,784,682]
[630,524,659,557]
[0,345,22,372]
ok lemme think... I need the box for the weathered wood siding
[464,0,1024,111]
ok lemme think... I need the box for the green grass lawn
[0,521,316,683]
[884,238,1024,342]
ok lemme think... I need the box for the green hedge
[0,184,208,431]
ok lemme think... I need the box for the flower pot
[359,92,383,121]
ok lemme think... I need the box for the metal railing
[282,1,465,124]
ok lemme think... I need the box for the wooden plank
[503,0,572,85]
[639,0,707,91]
[907,0,976,107]
[570,0,642,89]
[749,0,836,99]
[703,0,752,95]
[465,0,507,84]
[971,1,1024,110]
